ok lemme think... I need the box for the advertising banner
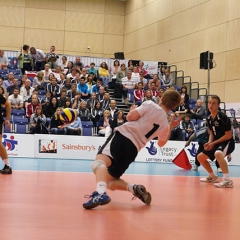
[2,133,34,157]
[143,61,158,75]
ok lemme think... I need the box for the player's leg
[193,143,204,171]
[0,132,12,174]
[197,152,218,183]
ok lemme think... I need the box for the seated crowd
[0,46,204,139]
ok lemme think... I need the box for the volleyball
[59,108,77,124]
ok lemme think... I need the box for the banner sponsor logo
[2,134,18,156]
[145,141,157,155]
[62,144,96,151]
[39,140,57,153]
[185,143,198,158]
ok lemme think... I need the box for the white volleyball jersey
[115,101,169,151]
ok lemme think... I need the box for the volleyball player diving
[83,89,182,209]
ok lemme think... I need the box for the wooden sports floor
[0,158,240,240]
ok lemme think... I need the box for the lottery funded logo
[186,143,198,157]
[39,140,57,153]
[145,141,157,155]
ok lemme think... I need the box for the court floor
[0,158,240,240]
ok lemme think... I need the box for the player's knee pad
[91,160,106,173]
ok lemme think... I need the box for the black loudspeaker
[114,52,125,59]
[200,51,214,70]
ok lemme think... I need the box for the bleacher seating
[11,109,25,117]
[15,123,28,134]
[81,121,94,136]
[7,64,18,70]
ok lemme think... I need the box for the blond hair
[54,107,63,120]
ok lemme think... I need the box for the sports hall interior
[1,0,240,240]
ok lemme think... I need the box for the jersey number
[145,123,160,139]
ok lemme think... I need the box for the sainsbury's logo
[62,144,96,151]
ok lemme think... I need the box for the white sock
[96,182,107,194]
[209,172,216,178]
[223,173,230,180]
[126,184,134,194]
[3,159,10,167]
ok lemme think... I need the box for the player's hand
[5,120,11,129]
[204,142,214,150]
[170,115,182,129]
[130,105,137,111]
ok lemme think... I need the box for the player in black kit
[197,95,235,188]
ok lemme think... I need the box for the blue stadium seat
[0,69,8,75]
[7,65,18,70]
[189,104,195,109]
[38,90,46,95]
[13,117,28,124]
[128,89,134,103]
[189,98,197,104]
[11,108,25,116]
[12,69,21,75]
[15,123,28,134]
[81,121,93,136]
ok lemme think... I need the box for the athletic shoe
[214,179,233,188]
[0,165,12,174]
[200,176,219,183]
[192,165,198,171]
[217,168,223,173]
[83,191,111,209]
[132,184,151,205]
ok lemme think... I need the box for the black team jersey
[207,111,233,141]
[0,94,6,122]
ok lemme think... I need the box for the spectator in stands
[114,63,126,98]
[54,66,62,81]
[109,100,118,120]
[137,71,147,89]
[44,96,58,125]
[86,74,95,93]
[63,78,72,91]
[65,61,74,75]
[96,86,105,101]
[41,90,52,110]
[26,94,40,118]
[67,117,82,136]
[0,78,7,95]
[18,75,27,89]
[87,62,97,78]
[101,92,111,111]
[86,92,97,110]
[74,57,84,70]
[149,82,159,98]
[127,60,134,71]
[67,83,78,101]
[178,114,195,141]
[111,110,126,131]
[30,47,46,71]
[78,77,89,100]
[154,88,165,104]
[137,61,147,75]
[8,88,23,109]
[72,92,83,109]
[180,85,189,104]
[91,100,103,127]
[29,106,48,134]
[142,90,155,103]
[174,96,190,115]
[20,79,34,102]
[79,101,91,121]
[7,78,19,96]
[159,65,167,79]
[111,60,120,87]
[98,110,112,137]
[50,107,67,135]
[161,69,173,87]
[168,112,179,140]
[18,45,33,75]
[0,50,8,69]
[80,68,88,81]
[64,98,72,109]
[131,67,140,83]
[32,71,46,90]
[92,78,103,94]
[122,71,136,105]
[148,74,161,91]
[46,46,59,69]
[47,77,60,97]
[42,64,53,81]
[27,89,41,105]
[58,73,66,89]
[98,62,109,88]
[48,73,55,84]
[58,89,67,107]
[74,72,81,84]
[59,56,67,71]
[3,72,14,88]
[190,99,206,120]
[67,68,78,82]
[134,82,145,103]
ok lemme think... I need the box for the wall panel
[0,0,25,7]
[228,0,240,21]
[104,15,124,35]
[103,35,124,55]
[225,49,240,81]
[0,27,24,49]
[227,18,240,51]
[105,0,125,16]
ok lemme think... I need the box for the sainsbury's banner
[2,133,34,157]
[34,135,104,159]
